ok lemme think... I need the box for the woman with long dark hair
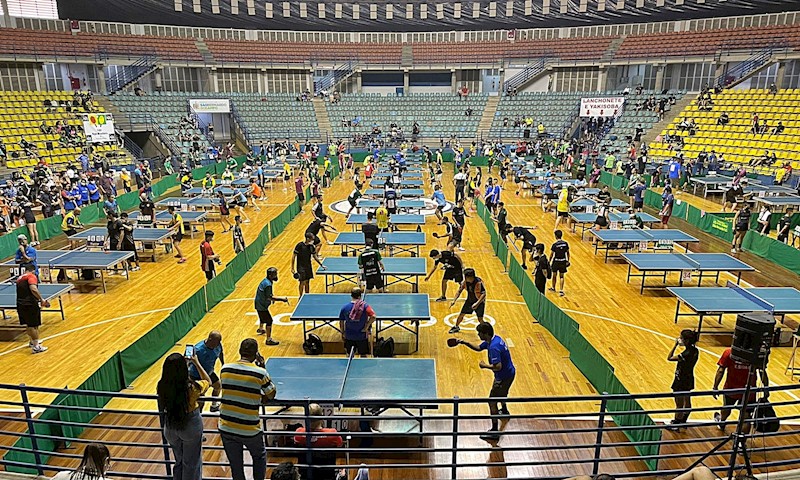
[157,352,211,480]
[667,329,699,431]
[51,443,112,479]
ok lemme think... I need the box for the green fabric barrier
[60,353,123,439]
[35,216,62,240]
[170,287,208,332]
[604,375,662,471]
[120,313,184,385]
[742,230,800,276]
[672,198,689,221]
[507,252,526,293]
[697,213,734,242]
[116,190,140,212]
[686,204,702,226]
[0,228,22,258]
[78,203,101,224]
[643,190,663,210]
[205,266,236,310]
[151,174,177,198]
[4,395,67,474]
[227,249,251,284]
[475,199,487,221]
[494,235,508,269]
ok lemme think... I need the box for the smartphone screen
[184,345,194,358]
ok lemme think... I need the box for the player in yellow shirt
[376,203,390,233]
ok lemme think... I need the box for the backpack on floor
[373,337,395,357]
[302,334,323,355]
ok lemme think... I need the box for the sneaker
[559,291,565,296]
[256,328,266,334]
[132,266,141,271]
[177,258,187,264]
[548,287,556,292]
[448,326,460,334]
[265,339,280,346]
[731,248,737,253]
[498,408,510,416]
[244,219,251,223]
[209,402,221,413]
[31,345,48,354]
[480,429,501,441]
[665,421,681,432]
[521,264,528,270]
[434,297,447,302]
[327,241,334,245]
[174,254,182,258]
[713,412,725,432]
[458,247,466,251]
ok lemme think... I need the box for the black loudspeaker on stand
[683,312,775,480]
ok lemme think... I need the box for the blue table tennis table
[290,293,431,353]
[128,210,208,238]
[346,214,425,231]
[589,229,700,262]
[317,257,427,292]
[753,195,800,212]
[333,232,427,257]
[668,282,800,336]
[621,253,754,293]
[364,188,425,198]
[156,196,218,210]
[356,199,426,214]
[369,179,423,188]
[184,186,249,197]
[0,282,73,321]
[569,212,659,239]
[570,198,630,210]
[69,227,173,262]
[1,249,134,293]
[371,172,423,180]
[266,357,436,431]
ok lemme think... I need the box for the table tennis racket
[432,233,440,238]
[41,300,51,308]
[446,338,459,347]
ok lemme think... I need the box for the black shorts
[634,200,644,209]
[344,339,370,356]
[297,267,313,282]
[461,301,485,318]
[443,268,464,283]
[595,216,608,227]
[735,225,749,232]
[173,232,184,243]
[551,260,568,273]
[436,205,444,212]
[121,241,138,261]
[545,193,558,200]
[388,207,397,215]
[348,199,357,208]
[204,265,216,280]
[522,241,535,252]
[257,309,273,327]
[723,394,757,413]
[24,213,36,224]
[236,201,247,208]
[64,228,77,237]
[18,304,42,328]
[489,374,515,399]
[557,211,569,218]
[365,274,384,290]
[297,192,305,202]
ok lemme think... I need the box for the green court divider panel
[120,313,184,385]
[170,287,208,331]
[205,267,236,310]
[643,190,663,210]
[697,213,734,242]
[35,216,62,240]
[494,235,508,269]
[227,249,251,283]
[116,190,140,212]
[568,331,615,391]
[604,374,662,471]
[78,203,101,224]
[686,204,702,225]
[742,230,800,275]
[475,199,487,221]
[672,199,689,221]
[507,254,526,293]
[4,394,67,474]
[59,353,123,439]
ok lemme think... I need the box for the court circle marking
[443,313,496,330]
[329,199,453,217]
[418,316,438,328]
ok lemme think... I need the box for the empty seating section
[616,24,800,58]
[600,91,685,153]
[0,28,201,61]
[229,93,319,142]
[413,37,614,63]
[326,93,487,140]
[648,89,800,171]
[205,40,402,64]
[0,91,130,169]
[110,92,211,155]
[490,92,584,139]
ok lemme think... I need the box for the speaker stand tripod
[682,364,758,480]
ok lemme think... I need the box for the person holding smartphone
[666,330,699,431]
[157,349,211,480]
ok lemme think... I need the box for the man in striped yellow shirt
[219,338,276,480]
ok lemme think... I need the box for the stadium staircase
[194,38,214,64]
[639,95,695,146]
[95,96,135,132]
[314,61,357,96]
[401,45,413,67]
[313,98,333,141]
[602,35,626,62]
[478,95,500,139]
[648,88,800,173]
[104,54,159,95]
[716,46,777,89]
[502,57,551,93]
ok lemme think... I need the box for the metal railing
[314,61,357,96]
[502,57,551,93]
[715,46,777,88]
[105,53,159,94]
[1,382,799,480]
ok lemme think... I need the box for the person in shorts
[188,331,226,412]
[118,213,141,272]
[292,232,326,297]
[17,263,48,354]
[167,207,187,264]
[511,225,538,269]
[339,287,376,357]
[358,238,385,293]
[426,249,464,301]
[255,267,289,346]
[448,268,487,334]
[713,347,769,434]
[549,230,570,296]
[200,230,220,282]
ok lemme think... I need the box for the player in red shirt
[293,403,344,448]
[712,347,769,433]
[16,263,50,353]
[200,230,220,282]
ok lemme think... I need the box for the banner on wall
[82,113,115,143]
[580,97,625,117]
[189,99,231,113]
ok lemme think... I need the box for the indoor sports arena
[0,0,800,479]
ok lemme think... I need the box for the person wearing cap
[15,234,38,278]
[255,267,289,346]
[200,230,220,282]
[17,263,49,354]
[219,338,276,480]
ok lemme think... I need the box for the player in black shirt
[361,212,380,248]
[449,268,487,333]
[667,329,699,431]
[305,214,338,248]
[511,225,538,269]
[346,185,363,217]
[292,232,326,297]
[495,202,508,242]
[452,199,468,229]
[425,249,464,301]
[776,207,793,243]
[138,192,156,227]
[312,194,326,221]
[118,212,141,271]
[105,211,123,251]
[549,230,570,296]
[433,216,462,252]
[358,238,385,292]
